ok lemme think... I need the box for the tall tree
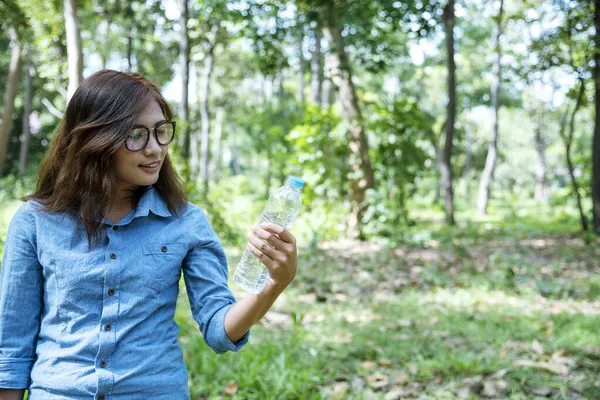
[178,0,191,166]
[296,14,305,110]
[562,79,588,231]
[64,0,83,101]
[593,0,600,232]
[210,107,224,183]
[199,21,222,193]
[477,0,504,215]
[18,57,33,178]
[0,28,23,177]
[441,0,456,225]
[320,1,375,237]
[310,23,322,106]
[533,114,549,203]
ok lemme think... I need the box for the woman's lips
[139,161,160,173]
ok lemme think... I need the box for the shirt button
[112,226,119,231]
[110,253,117,259]
[161,246,168,252]
[108,289,115,296]
[104,324,112,331]
[99,360,107,368]
[99,396,105,400]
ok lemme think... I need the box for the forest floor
[2,199,599,399]
[178,216,600,399]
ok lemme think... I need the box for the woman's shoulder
[5,200,45,237]
[181,201,209,222]
[12,199,44,220]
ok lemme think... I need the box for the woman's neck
[109,185,137,215]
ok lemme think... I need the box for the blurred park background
[1,0,600,398]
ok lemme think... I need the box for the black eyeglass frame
[124,120,176,152]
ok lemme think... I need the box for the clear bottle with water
[233,175,304,294]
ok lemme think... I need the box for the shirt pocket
[141,244,186,294]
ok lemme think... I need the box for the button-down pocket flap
[142,244,186,255]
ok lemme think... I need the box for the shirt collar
[133,186,172,219]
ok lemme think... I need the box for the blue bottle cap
[287,175,304,188]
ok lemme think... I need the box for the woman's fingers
[246,240,273,266]
[251,225,289,251]
[246,222,298,286]
[247,230,277,261]
[259,222,296,245]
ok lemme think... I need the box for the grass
[1,195,599,399]
[173,234,599,399]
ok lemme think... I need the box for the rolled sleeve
[205,304,250,353]
[0,358,36,388]
[182,207,250,354]
[0,202,43,388]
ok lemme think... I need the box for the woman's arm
[224,222,297,342]
[0,389,25,400]
[0,204,43,389]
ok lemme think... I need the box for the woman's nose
[144,131,161,155]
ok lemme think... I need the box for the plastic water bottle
[233,175,304,294]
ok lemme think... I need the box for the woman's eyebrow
[132,119,167,128]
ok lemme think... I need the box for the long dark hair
[25,69,187,247]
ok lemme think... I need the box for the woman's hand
[246,222,297,290]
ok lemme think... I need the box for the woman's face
[113,100,169,192]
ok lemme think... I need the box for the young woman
[0,70,297,400]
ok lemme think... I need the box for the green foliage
[187,177,249,248]
[286,105,346,204]
[0,174,35,202]
[362,99,434,240]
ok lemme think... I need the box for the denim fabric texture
[0,186,249,399]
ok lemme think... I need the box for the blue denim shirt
[0,186,249,399]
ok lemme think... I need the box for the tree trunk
[64,0,84,102]
[230,126,241,176]
[533,115,548,203]
[431,125,443,205]
[465,123,473,202]
[265,150,272,199]
[477,0,504,215]
[563,80,588,231]
[210,107,224,183]
[275,58,284,103]
[189,63,200,181]
[321,3,375,238]
[18,59,32,179]
[297,23,305,111]
[593,0,600,232]
[178,0,191,164]
[127,31,133,71]
[0,28,22,177]
[101,20,111,69]
[311,27,322,106]
[441,0,456,225]
[322,78,333,108]
[199,44,216,193]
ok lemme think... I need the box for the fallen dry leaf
[361,360,376,369]
[513,359,569,375]
[332,382,349,399]
[529,385,552,396]
[367,372,389,389]
[482,379,507,398]
[407,363,418,375]
[532,340,545,355]
[224,380,238,395]
[379,359,392,367]
[384,387,406,400]
[489,368,509,380]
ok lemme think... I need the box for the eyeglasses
[125,121,176,152]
